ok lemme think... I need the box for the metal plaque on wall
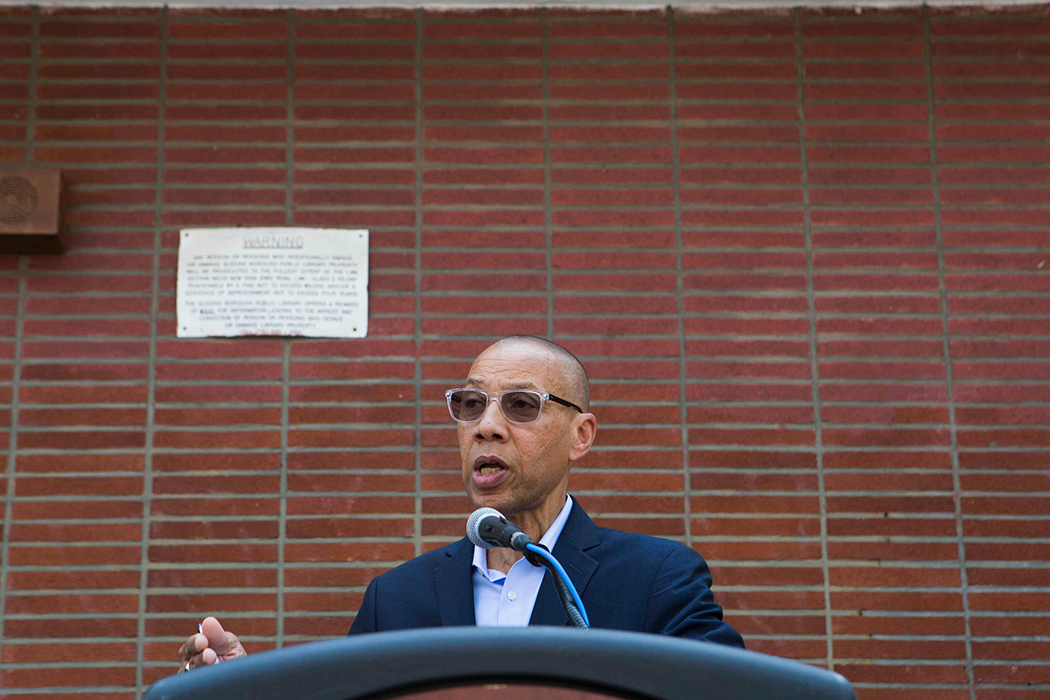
[176,227,369,339]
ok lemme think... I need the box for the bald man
[178,336,742,672]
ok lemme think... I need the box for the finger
[177,634,207,663]
[200,617,237,655]
[179,652,203,673]
[179,647,221,674]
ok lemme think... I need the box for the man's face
[458,343,580,519]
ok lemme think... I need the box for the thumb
[200,616,237,654]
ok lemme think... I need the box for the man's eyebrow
[464,378,540,390]
[504,381,540,390]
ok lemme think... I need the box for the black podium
[143,628,855,700]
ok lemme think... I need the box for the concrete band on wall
[3,0,1050,9]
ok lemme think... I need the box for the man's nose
[473,398,507,440]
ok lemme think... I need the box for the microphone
[465,506,590,629]
[466,507,533,552]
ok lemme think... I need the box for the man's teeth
[478,465,503,474]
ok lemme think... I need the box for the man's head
[452,336,597,523]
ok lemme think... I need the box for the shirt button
[507,591,518,601]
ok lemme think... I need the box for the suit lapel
[434,538,477,627]
[529,500,600,627]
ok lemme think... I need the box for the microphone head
[466,507,504,549]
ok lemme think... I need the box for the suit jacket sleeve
[642,545,745,648]
[347,576,378,635]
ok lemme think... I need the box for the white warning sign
[177,227,369,338]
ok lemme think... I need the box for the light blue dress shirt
[471,495,574,627]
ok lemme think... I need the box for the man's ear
[568,413,597,463]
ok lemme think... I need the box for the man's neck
[483,493,569,574]
[485,546,524,574]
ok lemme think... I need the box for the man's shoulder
[565,501,702,565]
[372,538,468,583]
[593,524,684,547]
[589,522,699,562]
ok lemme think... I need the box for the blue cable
[525,543,590,626]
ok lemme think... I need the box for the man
[179,336,743,671]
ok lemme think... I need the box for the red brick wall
[0,5,1047,699]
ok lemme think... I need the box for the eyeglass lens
[448,390,543,423]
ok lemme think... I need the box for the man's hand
[177,616,247,673]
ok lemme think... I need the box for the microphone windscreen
[466,507,503,549]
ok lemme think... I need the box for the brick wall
[0,5,1047,699]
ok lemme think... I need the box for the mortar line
[0,8,37,674]
[278,342,290,647]
[543,8,553,341]
[923,8,975,699]
[21,6,38,165]
[276,8,296,649]
[794,10,834,672]
[135,6,166,696]
[667,8,692,548]
[0,250,28,691]
[413,9,424,559]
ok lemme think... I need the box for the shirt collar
[472,494,574,577]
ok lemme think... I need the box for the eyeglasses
[445,388,583,425]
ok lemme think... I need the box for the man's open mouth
[473,456,508,475]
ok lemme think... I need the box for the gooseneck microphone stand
[523,543,589,629]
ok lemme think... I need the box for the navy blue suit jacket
[348,500,744,648]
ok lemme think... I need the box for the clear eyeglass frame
[445,388,582,424]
